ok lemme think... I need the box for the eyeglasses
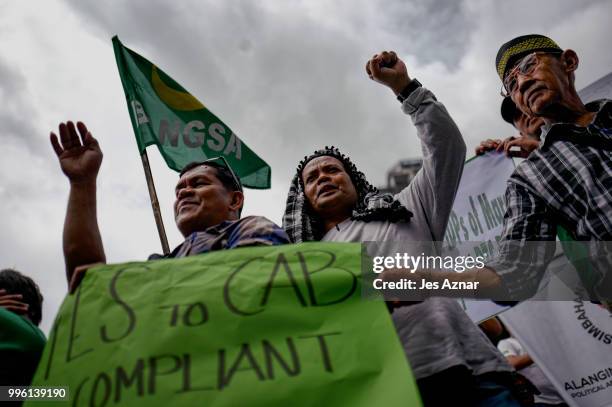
[500,51,561,97]
[190,156,243,192]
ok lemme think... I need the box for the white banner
[446,157,612,404]
[501,301,612,407]
[445,129,612,406]
[442,152,515,322]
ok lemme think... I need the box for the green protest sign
[112,36,271,189]
[28,242,421,406]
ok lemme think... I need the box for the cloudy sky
[1,0,611,333]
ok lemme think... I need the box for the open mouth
[318,184,338,197]
[177,200,198,212]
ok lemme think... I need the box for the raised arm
[366,50,466,241]
[50,121,106,285]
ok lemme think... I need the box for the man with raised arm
[50,121,288,291]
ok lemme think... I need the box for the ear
[228,190,244,214]
[561,49,579,73]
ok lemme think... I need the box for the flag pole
[140,150,171,254]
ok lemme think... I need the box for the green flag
[112,36,271,189]
[28,242,421,406]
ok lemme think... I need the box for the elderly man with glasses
[490,34,612,302]
[391,35,612,307]
[50,121,289,292]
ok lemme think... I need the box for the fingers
[0,294,25,302]
[366,51,399,80]
[476,139,501,155]
[76,121,89,144]
[67,121,80,147]
[59,122,75,149]
[50,132,63,156]
[366,53,378,78]
[52,121,99,159]
[504,138,518,156]
[369,55,382,78]
[69,266,87,294]
[69,262,103,294]
[77,121,99,149]
[0,299,29,308]
[56,121,89,151]
[497,136,515,153]
[379,51,397,68]
[500,136,539,158]
[0,293,29,314]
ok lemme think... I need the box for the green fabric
[28,242,421,406]
[112,36,271,189]
[0,307,46,386]
[557,226,599,297]
[0,307,46,353]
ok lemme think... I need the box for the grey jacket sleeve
[394,86,466,242]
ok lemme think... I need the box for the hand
[499,136,539,158]
[475,139,502,155]
[366,51,411,95]
[0,289,29,315]
[69,262,104,294]
[50,121,103,184]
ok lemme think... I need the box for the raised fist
[366,50,411,95]
[50,121,103,184]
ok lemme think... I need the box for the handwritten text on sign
[29,243,420,407]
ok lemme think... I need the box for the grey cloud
[377,0,473,69]
[0,58,25,94]
[64,0,421,190]
[65,0,268,96]
[0,58,45,154]
[579,72,612,102]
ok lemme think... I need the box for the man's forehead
[177,165,218,184]
[303,156,344,172]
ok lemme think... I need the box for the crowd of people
[2,33,610,406]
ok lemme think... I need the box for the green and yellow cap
[495,34,562,80]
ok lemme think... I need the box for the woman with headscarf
[282,51,518,406]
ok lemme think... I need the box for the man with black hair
[476,97,542,158]
[0,268,43,326]
[0,269,46,386]
[283,51,518,407]
[50,122,288,292]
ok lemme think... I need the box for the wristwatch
[397,78,422,103]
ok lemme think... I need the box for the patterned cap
[495,34,562,80]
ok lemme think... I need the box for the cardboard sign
[29,242,420,406]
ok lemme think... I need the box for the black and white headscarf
[282,146,412,243]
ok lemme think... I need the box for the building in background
[579,71,612,102]
[378,158,422,194]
